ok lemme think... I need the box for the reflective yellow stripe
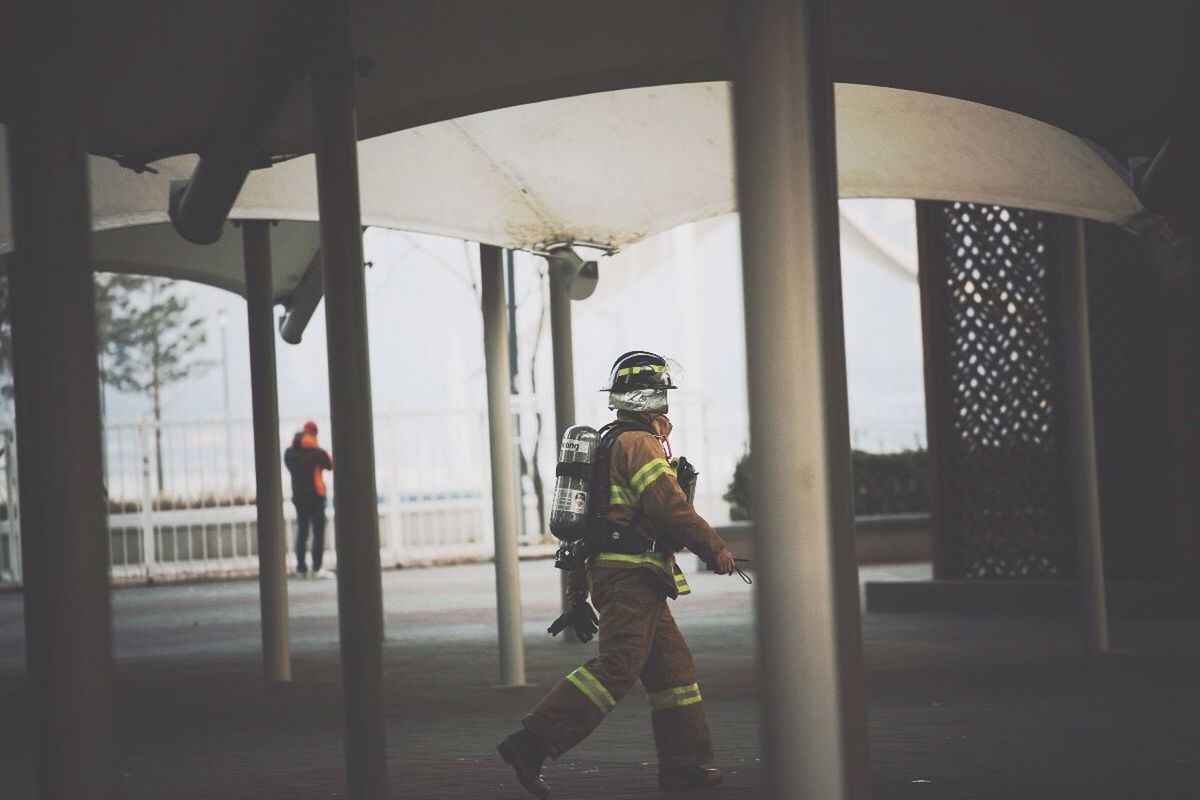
[591,552,691,595]
[616,364,666,377]
[565,666,617,713]
[629,457,675,496]
[648,683,703,711]
[609,485,637,506]
[673,564,692,596]
[591,551,670,571]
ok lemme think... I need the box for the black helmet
[601,350,680,392]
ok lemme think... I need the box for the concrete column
[242,220,292,682]
[731,1,870,798]
[7,1,115,797]
[3,428,20,584]
[309,0,389,796]
[1060,217,1111,653]
[914,201,954,578]
[481,244,528,686]
[548,261,577,617]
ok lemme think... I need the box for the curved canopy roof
[242,83,1143,247]
[0,83,1141,299]
[1,1,1195,168]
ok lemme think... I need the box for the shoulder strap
[586,420,658,537]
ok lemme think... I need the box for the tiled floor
[1,561,1197,798]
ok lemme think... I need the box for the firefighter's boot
[498,728,551,799]
[658,765,724,792]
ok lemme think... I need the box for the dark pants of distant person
[294,496,327,574]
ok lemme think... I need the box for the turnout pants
[523,566,714,767]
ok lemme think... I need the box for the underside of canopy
[90,221,321,302]
[0,83,1143,297]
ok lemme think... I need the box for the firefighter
[498,351,737,798]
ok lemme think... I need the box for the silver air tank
[549,425,598,541]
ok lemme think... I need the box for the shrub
[724,452,754,521]
[724,449,929,520]
[851,449,929,515]
[103,494,258,514]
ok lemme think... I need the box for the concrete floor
[1,560,1199,798]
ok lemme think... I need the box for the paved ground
[2,560,1200,799]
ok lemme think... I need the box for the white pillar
[481,244,527,686]
[731,1,871,798]
[383,412,402,564]
[3,429,20,583]
[137,422,156,578]
[548,260,578,617]
[309,0,389,795]
[8,1,116,795]
[1061,217,1111,653]
[243,219,293,681]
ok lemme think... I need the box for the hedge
[723,449,929,520]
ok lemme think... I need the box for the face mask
[608,388,669,413]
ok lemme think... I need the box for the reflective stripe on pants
[649,682,702,711]
[523,567,714,766]
[565,666,617,713]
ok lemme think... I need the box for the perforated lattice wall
[919,202,1074,579]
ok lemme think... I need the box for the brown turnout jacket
[571,413,726,598]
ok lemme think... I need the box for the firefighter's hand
[708,548,736,576]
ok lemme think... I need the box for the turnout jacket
[572,413,726,599]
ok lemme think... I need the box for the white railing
[0,394,723,586]
[0,406,557,586]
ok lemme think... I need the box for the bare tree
[99,276,211,494]
[0,272,126,403]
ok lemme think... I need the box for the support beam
[1163,252,1200,579]
[1060,217,1111,653]
[547,259,578,617]
[243,219,292,682]
[280,227,366,345]
[481,244,528,686]
[168,10,307,245]
[731,1,870,798]
[309,1,389,796]
[278,247,324,345]
[8,1,115,797]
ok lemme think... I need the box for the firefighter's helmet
[602,351,680,412]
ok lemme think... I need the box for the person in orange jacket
[498,351,737,798]
[283,420,333,578]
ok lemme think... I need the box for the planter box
[713,513,932,567]
[865,579,1200,617]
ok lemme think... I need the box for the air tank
[549,425,598,541]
